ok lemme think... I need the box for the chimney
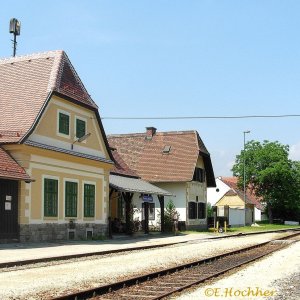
[145,127,157,140]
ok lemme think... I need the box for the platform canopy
[109,174,173,196]
[0,148,32,181]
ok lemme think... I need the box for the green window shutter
[44,179,58,217]
[76,119,86,138]
[65,182,78,217]
[59,113,70,135]
[84,184,95,217]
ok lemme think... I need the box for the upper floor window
[76,118,86,139]
[58,111,70,136]
[193,167,205,182]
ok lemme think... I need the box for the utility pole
[243,130,250,226]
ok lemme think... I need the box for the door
[0,179,19,239]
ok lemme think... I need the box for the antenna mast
[9,18,21,57]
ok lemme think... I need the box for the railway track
[53,231,300,300]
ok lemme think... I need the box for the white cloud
[289,142,300,161]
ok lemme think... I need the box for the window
[198,202,206,219]
[142,202,155,220]
[65,181,78,217]
[59,112,70,135]
[44,178,58,217]
[84,184,95,217]
[193,167,205,182]
[188,202,197,219]
[76,118,86,139]
[189,201,206,219]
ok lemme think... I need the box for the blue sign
[142,194,153,202]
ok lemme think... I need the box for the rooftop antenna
[9,18,21,57]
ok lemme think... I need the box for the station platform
[0,232,214,267]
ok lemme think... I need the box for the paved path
[0,233,215,265]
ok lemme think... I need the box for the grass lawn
[181,223,300,235]
[227,223,300,233]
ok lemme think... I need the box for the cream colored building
[0,51,114,242]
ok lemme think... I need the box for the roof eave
[0,174,34,182]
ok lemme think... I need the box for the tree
[163,200,180,232]
[232,140,300,223]
[206,202,213,217]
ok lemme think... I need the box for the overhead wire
[102,114,300,120]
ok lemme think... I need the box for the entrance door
[0,180,19,239]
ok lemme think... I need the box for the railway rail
[53,230,300,300]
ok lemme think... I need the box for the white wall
[207,177,230,206]
[228,208,253,226]
[130,182,185,228]
[131,193,162,229]
[155,182,187,222]
[254,207,262,221]
[229,208,244,226]
[131,181,208,228]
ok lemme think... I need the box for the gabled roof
[0,147,31,181]
[108,129,216,186]
[0,50,114,162]
[219,177,264,210]
[0,50,97,144]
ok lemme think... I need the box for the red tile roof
[0,148,31,181]
[220,177,264,210]
[108,129,216,186]
[110,149,139,178]
[0,50,97,144]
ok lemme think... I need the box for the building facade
[108,127,216,230]
[0,51,114,242]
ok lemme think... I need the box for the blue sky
[1,1,300,176]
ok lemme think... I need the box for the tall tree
[232,140,300,223]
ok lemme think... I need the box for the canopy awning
[0,148,33,182]
[109,174,173,196]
